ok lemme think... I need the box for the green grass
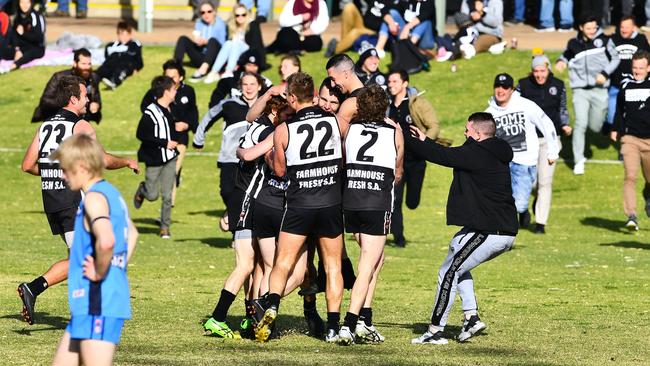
[1,48,649,365]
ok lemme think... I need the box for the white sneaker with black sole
[325,327,340,343]
[355,320,385,343]
[458,315,487,342]
[625,215,639,231]
[411,329,448,345]
[337,326,355,345]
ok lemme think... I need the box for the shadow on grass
[176,237,232,248]
[0,312,68,334]
[581,217,630,234]
[188,209,223,217]
[200,314,318,339]
[600,241,650,250]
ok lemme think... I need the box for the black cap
[237,50,263,68]
[493,73,514,89]
[356,41,380,68]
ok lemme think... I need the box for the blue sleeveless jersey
[68,180,131,319]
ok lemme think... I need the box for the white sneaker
[488,41,508,55]
[625,216,639,231]
[535,26,556,33]
[325,327,339,343]
[411,329,448,345]
[376,49,386,59]
[458,315,487,342]
[460,44,476,59]
[203,72,220,84]
[355,320,385,343]
[337,326,355,345]
[573,158,586,175]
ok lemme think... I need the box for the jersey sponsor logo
[111,252,127,270]
[41,180,68,190]
[616,44,638,59]
[347,168,386,181]
[295,164,339,188]
[347,179,382,191]
[72,288,85,298]
[494,112,527,152]
[625,88,650,102]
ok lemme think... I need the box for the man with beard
[32,48,102,123]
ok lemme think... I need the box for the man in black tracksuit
[407,112,518,345]
[97,20,144,89]
[611,50,650,231]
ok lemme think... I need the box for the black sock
[244,299,254,318]
[211,289,236,322]
[303,295,316,312]
[344,312,359,333]
[267,293,281,310]
[327,312,340,330]
[28,276,48,297]
[359,307,372,326]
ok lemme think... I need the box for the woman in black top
[10,0,45,71]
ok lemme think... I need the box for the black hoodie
[406,134,518,234]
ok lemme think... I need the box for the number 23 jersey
[344,122,397,211]
[284,106,343,209]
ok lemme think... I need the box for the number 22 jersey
[284,106,343,209]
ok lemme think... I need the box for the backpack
[389,39,430,74]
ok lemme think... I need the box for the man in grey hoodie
[460,0,504,57]
[555,16,620,175]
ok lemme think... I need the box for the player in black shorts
[337,85,404,345]
[19,75,138,325]
[255,72,346,343]
[193,72,262,231]
[200,73,267,339]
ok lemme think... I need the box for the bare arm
[237,132,274,161]
[126,219,138,262]
[21,128,40,176]
[273,123,288,177]
[394,123,404,184]
[82,192,114,281]
[74,120,139,172]
[336,98,355,137]
[246,85,286,122]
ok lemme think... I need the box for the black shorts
[344,210,392,236]
[281,205,343,237]
[227,189,254,233]
[46,207,77,236]
[253,202,283,239]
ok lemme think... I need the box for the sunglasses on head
[201,9,213,14]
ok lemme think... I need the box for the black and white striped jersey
[235,115,274,194]
[284,106,343,209]
[193,96,250,164]
[343,122,397,211]
[137,102,178,166]
[38,109,82,213]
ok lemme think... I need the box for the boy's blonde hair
[49,134,105,178]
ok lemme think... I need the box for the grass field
[1,47,649,365]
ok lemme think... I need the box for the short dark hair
[326,54,354,71]
[55,75,85,108]
[354,85,389,124]
[468,112,496,137]
[162,59,185,78]
[117,19,134,32]
[280,54,301,70]
[620,15,636,25]
[151,76,175,99]
[389,69,409,83]
[579,15,599,26]
[286,72,314,104]
[238,71,263,90]
[73,48,91,62]
[319,77,344,102]
[632,49,650,63]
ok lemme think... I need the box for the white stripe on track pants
[429,228,516,328]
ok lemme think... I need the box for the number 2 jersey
[344,122,397,211]
[284,106,343,209]
[38,109,82,213]
[69,180,131,319]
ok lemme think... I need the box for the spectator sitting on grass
[374,0,436,59]
[266,0,329,54]
[97,20,143,90]
[9,0,45,71]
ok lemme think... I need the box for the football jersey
[284,106,343,209]
[344,122,397,211]
[235,115,274,194]
[68,180,131,319]
[38,109,82,213]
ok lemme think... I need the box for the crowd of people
[8,0,650,363]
